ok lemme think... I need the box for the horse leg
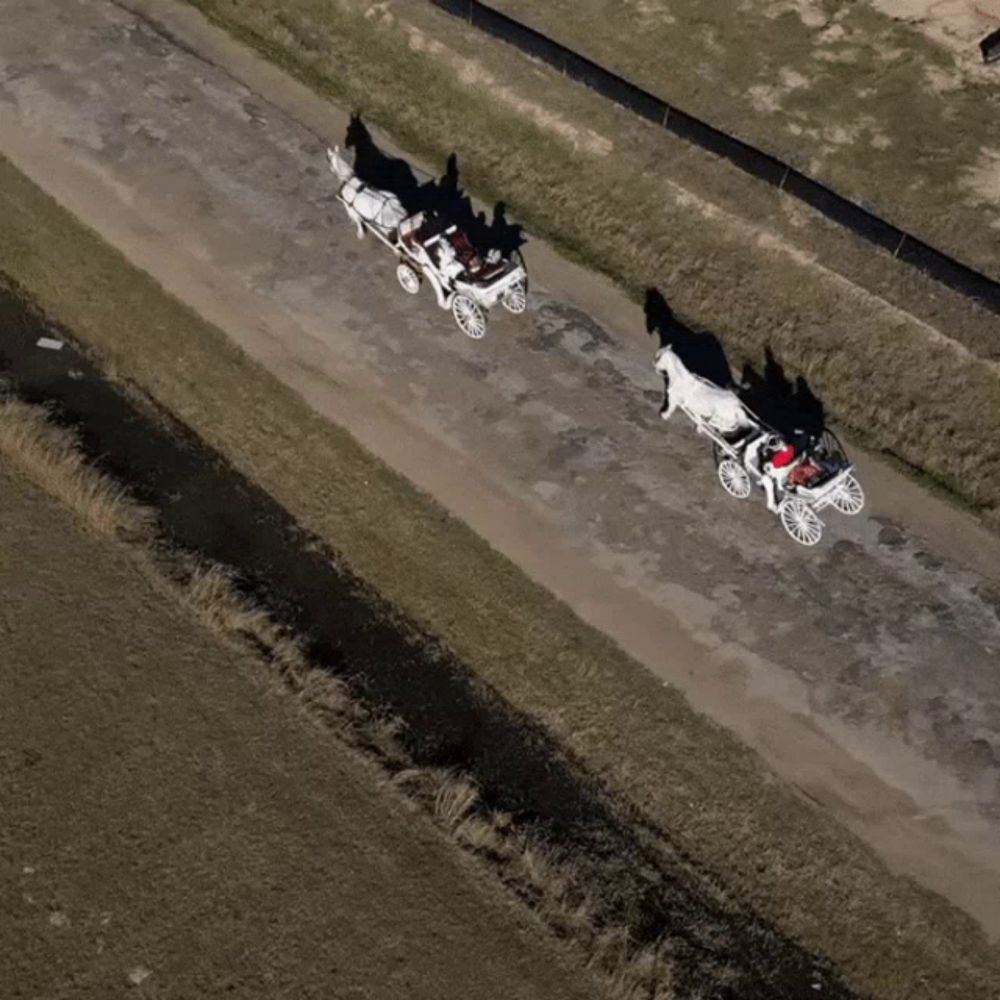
[343,205,365,239]
[657,374,672,420]
[659,393,676,422]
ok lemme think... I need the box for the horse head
[326,145,353,182]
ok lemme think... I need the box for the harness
[336,176,364,208]
[338,176,403,228]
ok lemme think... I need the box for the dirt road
[3,0,1000,937]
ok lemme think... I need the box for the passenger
[435,239,466,284]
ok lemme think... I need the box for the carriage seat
[449,230,498,280]
[401,212,451,250]
[399,213,426,248]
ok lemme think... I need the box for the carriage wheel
[396,263,421,295]
[779,498,823,547]
[831,473,865,516]
[816,428,848,466]
[501,280,528,314]
[511,249,528,289]
[717,458,752,499]
[452,295,487,339]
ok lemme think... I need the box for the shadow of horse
[645,288,732,388]
[645,287,826,441]
[345,113,525,257]
[345,112,421,209]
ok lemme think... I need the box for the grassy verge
[0,413,613,1000]
[175,0,1000,528]
[2,137,999,1000]
[487,0,1000,280]
[0,397,671,1000]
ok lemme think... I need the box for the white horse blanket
[653,345,752,436]
[341,181,407,231]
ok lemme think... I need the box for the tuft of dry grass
[433,771,481,830]
[181,561,366,730]
[185,564,279,643]
[0,397,155,539]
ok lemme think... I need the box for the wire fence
[429,0,1000,315]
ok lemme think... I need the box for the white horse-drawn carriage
[327,146,527,339]
[654,346,865,546]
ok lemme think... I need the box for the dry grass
[1,394,674,1000]
[417,771,677,1000]
[1,462,605,1000]
[433,771,481,830]
[0,397,155,539]
[486,0,1000,279]
[167,535,684,999]
[181,561,367,729]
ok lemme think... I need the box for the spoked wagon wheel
[396,262,421,295]
[831,473,865,516]
[511,249,527,288]
[816,428,848,467]
[502,249,528,314]
[779,498,823,547]
[452,295,487,340]
[717,458,752,499]
[501,280,528,314]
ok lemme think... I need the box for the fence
[428,0,1000,316]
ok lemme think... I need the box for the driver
[435,238,466,284]
[744,433,801,512]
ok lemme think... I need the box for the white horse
[653,345,754,436]
[326,145,407,239]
